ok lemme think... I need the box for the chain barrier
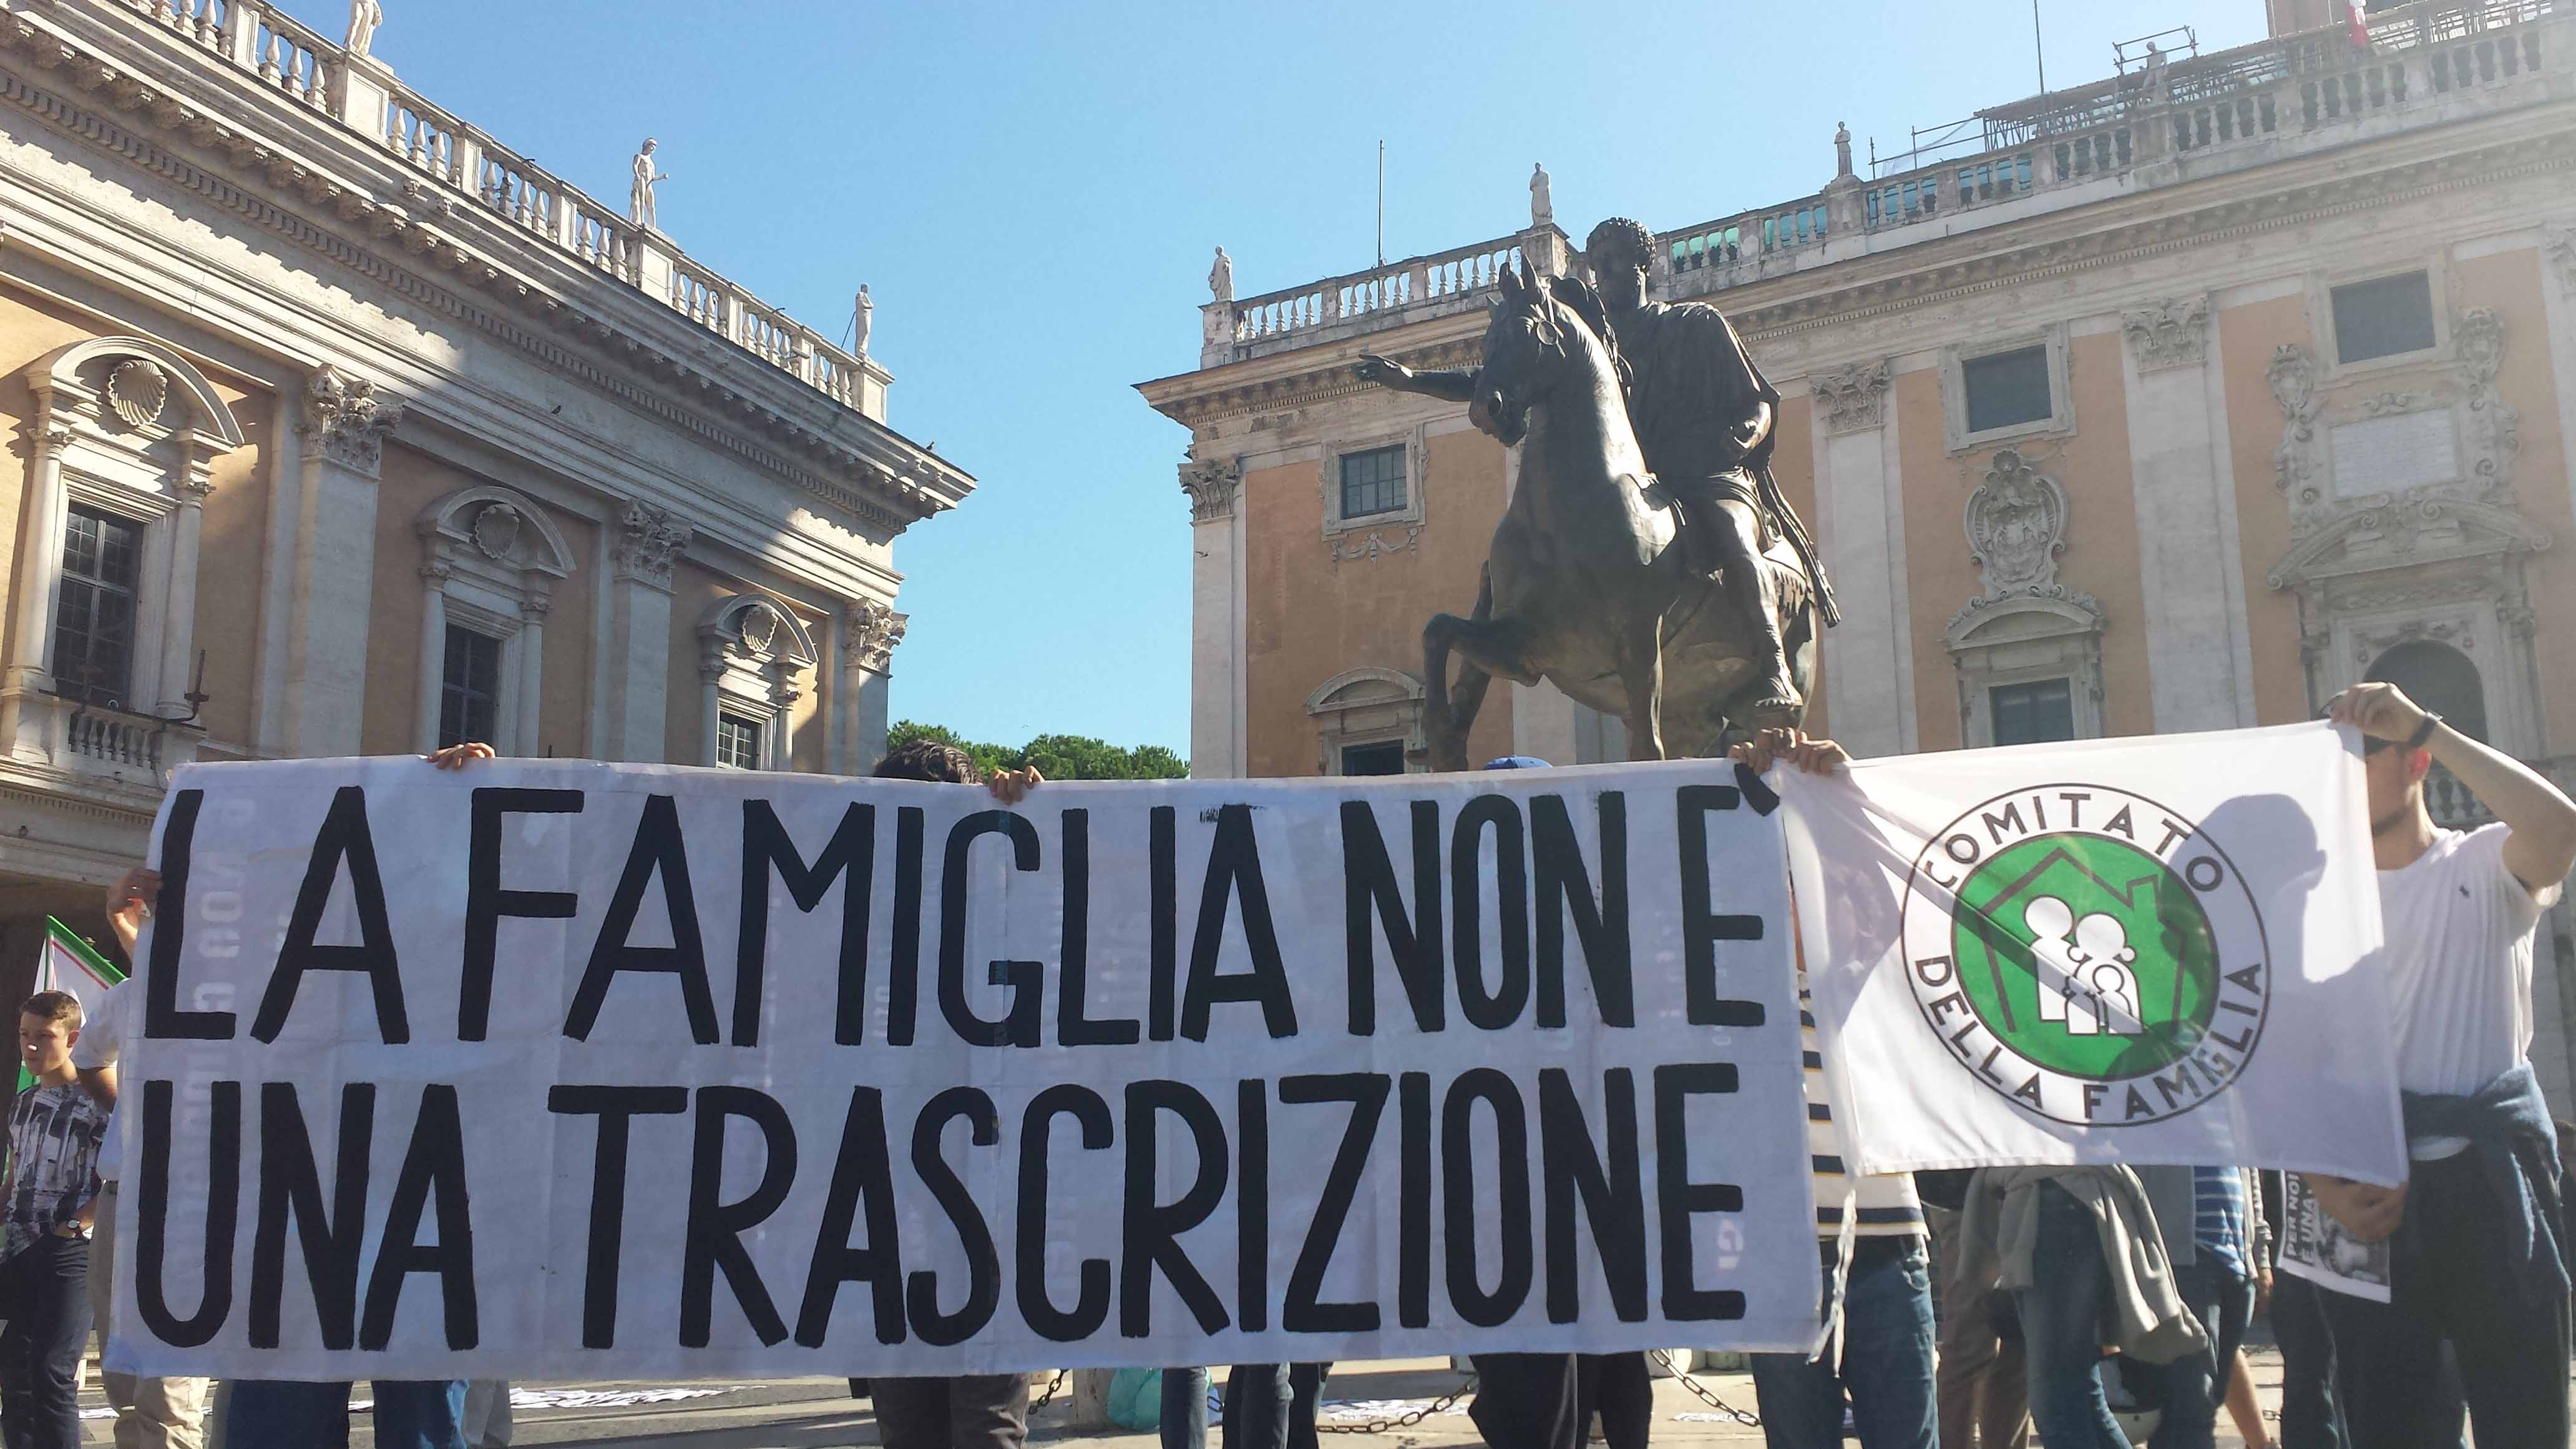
[1314,1376,1476,1435]
[1648,1352,1761,1428]
[1030,1370,1067,1413]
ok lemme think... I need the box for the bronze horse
[1420,265,1817,769]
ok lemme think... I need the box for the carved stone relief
[300,364,404,476]
[104,358,168,428]
[1965,449,2067,598]
[845,598,907,674]
[468,502,522,562]
[1812,359,1892,434]
[612,499,690,587]
[1329,527,1421,570]
[1181,455,1243,524]
[2122,296,2210,372]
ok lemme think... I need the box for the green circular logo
[1900,784,2270,1126]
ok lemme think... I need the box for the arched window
[697,594,817,771]
[2366,640,2489,743]
[1306,668,1425,775]
[413,486,576,754]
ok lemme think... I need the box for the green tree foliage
[887,721,1189,781]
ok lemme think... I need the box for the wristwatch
[2406,711,2443,749]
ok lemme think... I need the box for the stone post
[1181,456,1244,779]
[284,366,403,757]
[602,500,688,763]
[412,562,450,751]
[2120,296,2257,731]
[517,590,549,751]
[329,54,396,145]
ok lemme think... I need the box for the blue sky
[286,0,2271,756]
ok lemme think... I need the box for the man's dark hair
[873,740,978,784]
[1584,217,1656,273]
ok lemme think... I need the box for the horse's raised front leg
[1621,613,1667,762]
[1422,595,1536,773]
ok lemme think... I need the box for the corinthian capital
[1180,455,1243,524]
[612,499,690,587]
[1813,359,1892,434]
[844,598,908,674]
[2122,296,2210,373]
[298,364,405,476]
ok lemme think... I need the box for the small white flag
[1775,722,2406,1186]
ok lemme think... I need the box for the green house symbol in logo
[1953,835,2222,1082]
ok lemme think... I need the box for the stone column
[1181,457,1244,779]
[696,648,724,768]
[413,562,450,752]
[517,591,549,753]
[768,664,802,769]
[153,464,213,718]
[1807,360,1916,756]
[4,425,71,696]
[284,366,403,758]
[839,600,905,774]
[602,500,688,763]
[2121,296,2258,732]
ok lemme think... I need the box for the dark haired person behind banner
[2303,681,2576,1448]
[1731,730,1939,1449]
[857,737,1045,1449]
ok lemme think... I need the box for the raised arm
[1354,355,1477,404]
[2334,681,2576,894]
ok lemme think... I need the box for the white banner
[1775,723,2406,1186]
[111,758,1816,1380]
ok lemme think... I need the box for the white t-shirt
[69,975,135,1183]
[2376,822,2561,1159]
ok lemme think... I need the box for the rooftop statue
[345,0,382,57]
[630,139,669,229]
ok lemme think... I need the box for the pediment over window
[2265,493,2552,592]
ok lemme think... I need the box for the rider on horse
[1360,217,1839,719]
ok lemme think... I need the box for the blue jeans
[2014,1181,2127,1449]
[2149,1259,2253,1449]
[223,1379,467,1449]
[0,1236,90,1449]
[1749,1236,1938,1449]
[1161,1368,1209,1449]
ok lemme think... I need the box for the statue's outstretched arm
[1354,355,1476,403]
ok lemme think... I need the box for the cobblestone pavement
[81,1352,2293,1448]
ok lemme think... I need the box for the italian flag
[2349,0,2373,47]
[22,917,123,1091]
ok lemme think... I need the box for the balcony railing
[1220,235,1527,359]
[2426,757,2576,831]
[97,0,877,416]
[11,691,201,796]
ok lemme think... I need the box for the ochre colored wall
[1242,427,1515,777]
[2218,292,2315,728]
[536,510,596,761]
[1893,369,1971,752]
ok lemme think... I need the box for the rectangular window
[1991,679,2077,747]
[2332,271,2437,364]
[1338,444,1407,521]
[1340,741,1407,776]
[52,506,143,707]
[1963,345,2054,435]
[439,625,502,750]
[716,712,766,771]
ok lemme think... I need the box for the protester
[861,737,1045,1449]
[2301,680,2576,1447]
[2151,1167,2267,1449]
[1921,1179,2027,1449]
[1221,1365,1331,1449]
[217,742,493,1449]
[1,989,106,1449]
[83,867,212,1449]
[1729,729,1938,1449]
[1159,1368,1208,1449]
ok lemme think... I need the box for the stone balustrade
[1212,234,1537,364]
[14,690,202,801]
[2426,756,2576,831]
[1204,0,2573,341]
[101,0,881,416]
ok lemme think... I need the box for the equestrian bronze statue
[1355,218,1838,768]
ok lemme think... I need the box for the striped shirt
[1801,992,1924,1238]
[4,1084,104,1263]
[2190,1165,2263,1279]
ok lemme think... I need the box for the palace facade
[1139,0,2576,1105]
[0,1,964,978]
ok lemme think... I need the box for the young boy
[3,991,107,1449]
